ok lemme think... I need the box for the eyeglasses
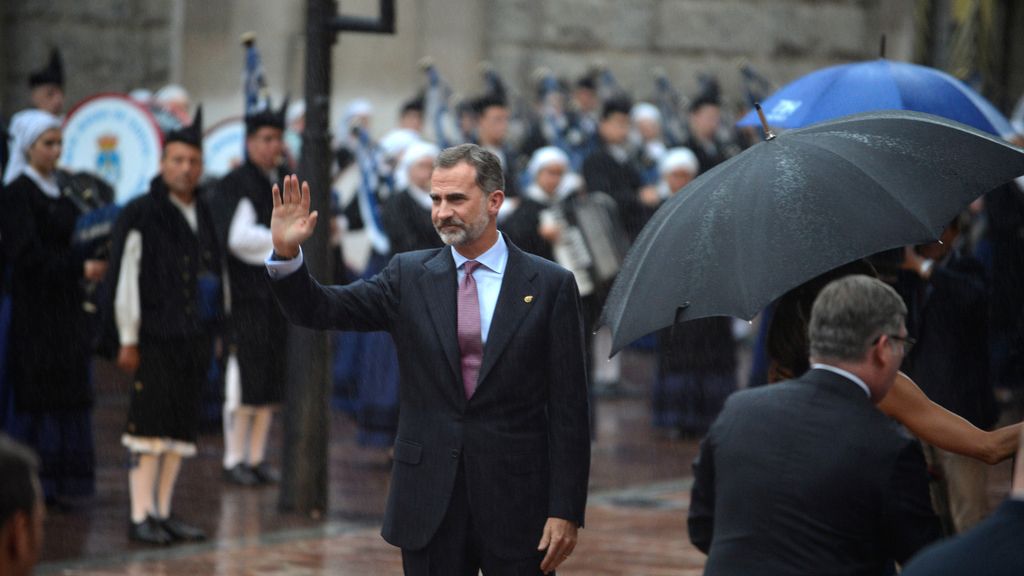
[873,334,916,355]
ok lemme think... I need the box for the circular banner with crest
[61,93,163,204]
[203,117,246,179]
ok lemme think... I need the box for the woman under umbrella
[766,261,1020,465]
[0,109,107,503]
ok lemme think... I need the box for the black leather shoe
[159,515,206,542]
[129,517,172,545]
[249,462,280,485]
[223,464,259,486]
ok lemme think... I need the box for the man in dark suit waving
[266,144,590,575]
[688,275,940,575]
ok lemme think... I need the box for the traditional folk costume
[113,109,220,544]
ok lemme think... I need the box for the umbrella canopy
[737,59,1015,138]
[601,110,1024,354]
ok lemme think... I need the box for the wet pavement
[35,350,1014,575]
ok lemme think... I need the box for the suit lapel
[477,242,538,388]
[417,248,462,389]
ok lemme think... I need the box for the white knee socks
[247,407,273,466]
[129,453,159,523]
[156,452,182,518]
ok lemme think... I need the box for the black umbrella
[601,110,1024,354]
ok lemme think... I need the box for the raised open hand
[271,174,320,259]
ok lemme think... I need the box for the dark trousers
[401,461,549,576]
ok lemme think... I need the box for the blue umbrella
[737,59,1014,138]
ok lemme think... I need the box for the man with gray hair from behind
[0,434,45,576]
[688,275,941,575]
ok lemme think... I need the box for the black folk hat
[245,97,287,136]
[164,106,203,150]
[29,48,64,89]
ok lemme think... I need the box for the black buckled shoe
[159,515,207,542]
[129,516,172,545]
[249,462,280,485]
[223,463,259,486]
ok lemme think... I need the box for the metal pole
[279,0,336,516]
[280,0,395,518]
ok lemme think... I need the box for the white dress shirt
[228,197,275,265]
[450,233,508,343]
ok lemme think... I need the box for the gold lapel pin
[524,295,534,303]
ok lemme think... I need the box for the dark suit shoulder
[725,370,906,440]
[393,246,447,266]
[901,500,1024,576]
[519,247,571,278]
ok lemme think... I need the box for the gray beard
[434,213,488,247]
[437,227,467,245]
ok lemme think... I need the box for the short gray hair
[808,275,907,363]
[435,143,504,195]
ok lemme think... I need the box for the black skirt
[125,334,212,442]
[231,298,287,406]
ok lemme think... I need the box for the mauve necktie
[458,261,483,399]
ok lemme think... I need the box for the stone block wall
[483,0,912,113]
[1,0,176,117]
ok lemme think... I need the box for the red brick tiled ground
[35,352,1015,575]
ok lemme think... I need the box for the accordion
[543,192,629,297]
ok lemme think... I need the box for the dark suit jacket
[269,237,590,559]
[901,499,1024,576]
[688,369,940,575]
[897,250,996,429]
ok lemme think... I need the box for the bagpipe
[593,61,626,102]
[420,58,469,149]
[480,61,508,103]
[242,31,270,116]
[532,68,593,172]
[738,60,775,110]
[352,126,392,256]
[651,67,687,148]
[57,169,122,355]
[479,61,529,140]
[59,170,120,263]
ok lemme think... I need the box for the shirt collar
[810,363,871,398]
[167,190,195,211]
[25,165,60,199]
[451,232,508,274]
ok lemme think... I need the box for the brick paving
[34,351,1015,575]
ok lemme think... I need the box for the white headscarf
[395,140,438,198]
[659,147,699,176]
[286,99,306,126]
[3,109,62,185]
[154,84,189,108]
[379,128,420,161]
[527,146,570,179]
[631,102,662,124]
[525,146,573,205]
[333,99,375,148]
[129,88,154,106]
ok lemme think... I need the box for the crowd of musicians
[2,46,1024,560]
